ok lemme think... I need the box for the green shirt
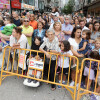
[1,24,16,36]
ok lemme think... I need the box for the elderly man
[62,15,73,40]
[21,17,33,48]
[39,29,59,90]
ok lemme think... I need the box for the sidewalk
[0,76,72,100]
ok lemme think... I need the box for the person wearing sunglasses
[21,17,33,49]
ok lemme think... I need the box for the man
[12,11,21,26]
[62,15,73,40]
[86,14,92,23]
[29,14,38,30]
[21,18,33,48]
[79,19,89,32]
[59,15,64,24]
[49,15,59,30]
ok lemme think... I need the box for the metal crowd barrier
[77,58,100,100]
[0,46,79,100]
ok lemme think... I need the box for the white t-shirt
[58,49,73,68]
[68,38,79,51]
[86,18,92,23]
[10,34,28,49]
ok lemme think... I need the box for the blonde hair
[95,37,100,42]
[53,22,62,31]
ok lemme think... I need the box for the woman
[32,21,45,41]
[73,18,79,28]
[53,22,65,42]
[9,27,28,72]
[91,21,100,40]
[39,29,59,90]
[68,26,82,86]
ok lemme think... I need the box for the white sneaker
[70,81,75,86]
[94,94,100,100]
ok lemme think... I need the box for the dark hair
[79,19,85,23]
[93,21,100,31]
[34,36,41,42]
[0,20,4,26]
[13,27,22,35]
[85,22,93,28]
[61,40,70,52]
[4,16,12,23]
[71,26,82,38]
[52,7,59,13]
[82,30,91,40]
[90,51,100,60]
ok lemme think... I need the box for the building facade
[75,0,100,16]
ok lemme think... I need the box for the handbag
[43,46,50,64]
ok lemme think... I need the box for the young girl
[84,51,100,90]
[24,37,43,86]
[57,40,73,88]
[77,30,91,55]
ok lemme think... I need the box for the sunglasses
[24,20,29,22]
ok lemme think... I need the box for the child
[57,40,73,88]
[84,51,100,90]
[77,30,91,55]
[25,36,43,86]
[92,37,100,54]
[72,30,91,57]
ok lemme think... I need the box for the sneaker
[90,94,97,100]
[58,85,62,88]
[70,81,75,86]
[58,81,62,88]
[62,81,66,84]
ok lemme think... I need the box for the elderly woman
[39,29,59,90]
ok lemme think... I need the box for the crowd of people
[0,8,100,99]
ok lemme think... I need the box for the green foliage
[62,0,74,14]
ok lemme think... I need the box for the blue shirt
[0,26,5,31]
[62,23,73,40]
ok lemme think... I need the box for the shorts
[83,66,95,80]
[98,76,100,86]
[57,66,69,75]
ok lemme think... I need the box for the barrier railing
[0,46,79,100]
[77,58,100,100]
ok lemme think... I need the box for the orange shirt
[29,20,38,30]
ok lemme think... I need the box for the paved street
[0,76,72,100]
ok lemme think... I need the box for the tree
[62,0,75,14]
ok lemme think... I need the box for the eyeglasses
[24,20,29,22]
